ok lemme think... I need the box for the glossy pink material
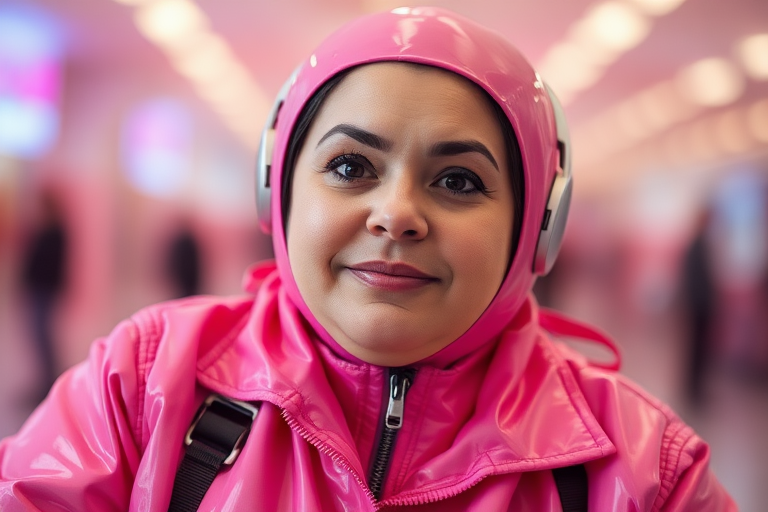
[269,7,559,366]
[0,8,736,511]
[0,265,736,510]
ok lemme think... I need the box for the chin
[346,343,427,367]
[337,319,448,367]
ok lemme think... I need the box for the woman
[0,7,735,511]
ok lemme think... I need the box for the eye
[435,169,488,195]
[325,153,374,182]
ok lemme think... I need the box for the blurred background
[0,0,766,509]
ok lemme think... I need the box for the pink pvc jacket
[0,263,735,511]
[1,8,736,511]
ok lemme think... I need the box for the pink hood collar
[194,264,616,498]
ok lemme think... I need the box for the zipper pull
[385,371,412,429]
[368,368,416,500]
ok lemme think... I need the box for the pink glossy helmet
[256,7,572,365]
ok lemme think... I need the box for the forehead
[335,61,485,97]
[311,62,502,135]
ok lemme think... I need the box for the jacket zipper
[368,367,415,500]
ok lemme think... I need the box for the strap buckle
[184,394,260,465]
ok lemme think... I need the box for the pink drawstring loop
[538,308,622,371]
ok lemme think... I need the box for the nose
[366,180,428,241]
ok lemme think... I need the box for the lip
[346,261,440,291]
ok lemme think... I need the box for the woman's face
[287,62,514,366]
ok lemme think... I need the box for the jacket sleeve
[0,318,145,511]
[654,422,737,512]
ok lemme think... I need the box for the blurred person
[709,172,768,386]
[0,8,735,511]
[680,207,717,407]
[165,222,202,298]
[19,189,68,403]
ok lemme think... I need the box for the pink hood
[266,7,562,367]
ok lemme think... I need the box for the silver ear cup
[256,126,275,234]
[533,173,572,274]
[255,67,302,235]
[533,83,572,275]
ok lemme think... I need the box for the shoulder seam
[651,418,695,511]
[131,308,165,448]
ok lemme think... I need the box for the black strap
[169,395,584,511]
[168,395,259,512]
[553,464,589,512]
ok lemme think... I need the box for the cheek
[447,215,512,294]
[287,187,354,280]
[288,193,326,275]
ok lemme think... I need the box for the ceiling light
[738,34,768,81]
[676,58,745,107]
[578,2,651,52]
[687,119,718,161]
[659,128,689,164]
[569,28,622,67]
[134,0,206,47]
[539,42,602,92]
[614,101,655,141]
[627,0,687,16]
[162,30,223,62]
[171,38,234,84]
[747,98,768,142]
[196,78,252,108]
[715,110,752,154]
[610,81,693,142]
[634,82,681,130]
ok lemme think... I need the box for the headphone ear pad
[256,126,275,235]
[254,67,302,236]
[532,82,572,276]
[533,173,572,275]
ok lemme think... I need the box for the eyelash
[436,168,489,196]
[323,152,372,182]
[322,153,489,196]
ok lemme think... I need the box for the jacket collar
[196,264,615,499]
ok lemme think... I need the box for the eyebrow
[316,123,499,171]
[429,140,499,171]
[317,124,392,151]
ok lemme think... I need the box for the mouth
[346,261,440,291]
